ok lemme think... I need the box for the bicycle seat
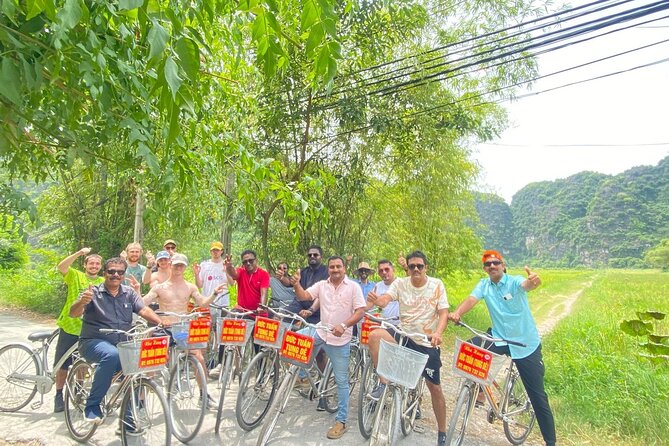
[28,331,54,342]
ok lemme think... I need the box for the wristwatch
[340,322,347,330]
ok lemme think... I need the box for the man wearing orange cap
[448,250,556,446]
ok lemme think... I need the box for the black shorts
[389,328,442,385]
[54,329,79,371]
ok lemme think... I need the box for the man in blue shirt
[353,261,376,300]
[448,250,556,446]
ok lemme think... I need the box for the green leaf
[648,334,669,345]
[305,25,324,58]
[637,311,666,321]
[148,22,169,61]
[620,319,653,337]
[137,142,160,174]
[164,56,182,99]
[301,0,319,31]
[60,0,83,29]
[118,0,144,10]
[175,37,200,81]
[2,0,18,24]
[640,342,669,356]
[0,58,21,105]
[26,0,44,21]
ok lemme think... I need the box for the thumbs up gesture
[80,285,94,305]
[524,266,541,289]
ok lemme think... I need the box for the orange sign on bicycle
[139,336,169,368]
[360,315,380,345]
[254,317,280,344]
[220,319,248,343]
[188,318,211,344]
[455,341,493,381]
[280,331,314,365]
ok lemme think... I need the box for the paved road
[0,311,544,446]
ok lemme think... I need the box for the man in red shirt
[224,249,270,311]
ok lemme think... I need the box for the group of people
[53,239,556,446]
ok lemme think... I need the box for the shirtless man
[149,250,171,288]
[143,253,224,409]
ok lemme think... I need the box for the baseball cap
[481,250,504,264]
[210,241,224,250]
[155,251,170,261]
[163,239,177,248]
[171,253,188,266]
[355,262,373,273]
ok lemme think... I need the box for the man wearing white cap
[149,250,171,288]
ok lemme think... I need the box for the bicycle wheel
[445,381,476,446]
[236,348,279,431]
[214,349,234,433]
[321,362,339,414]
[502,371,536,445]
[64,359,97,442]
[167,353,206,443]
[357,360,378,439]
[255,369,297,446]
[347,343,362,395]
[401,377,426,436]
[0,344,39,412]
[369,385,401,446]
[120,378,171,446]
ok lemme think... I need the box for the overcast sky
[471,1,669,203]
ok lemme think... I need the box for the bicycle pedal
[30,401,43,410]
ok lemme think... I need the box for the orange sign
[254,317,280,344]
[280,331,314,365]
[455,341,493,381]
[220,319,248,343]
[188,318,211,344]
[360,317,380,345]
[139,336,169,368]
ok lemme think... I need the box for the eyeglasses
[165,245,176,250]
[484,260,503,267]
[106,269,126,276]
[242,258,256,265]
[407,264,425,271]
[307,253,320,258]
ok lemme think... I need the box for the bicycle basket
[118,336,169,376]
[252,316,289,348]
[377,339,428,389]
[452,338,505,386]
[171,320,211,350]
[216,318,255,346]
[279,330,316,368]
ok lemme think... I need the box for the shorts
[390,328,442,385]
[54,329,79,371]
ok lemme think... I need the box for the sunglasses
[106,269,126,276]
[165,245,176,250]
[407,264,425,271]
[307,253,320,258]
[484,260,503,267]
[242,258,256,265]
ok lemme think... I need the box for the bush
[0,226,29,270]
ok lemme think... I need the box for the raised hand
[192,262,201,275]
[79,284,94,305]
[524,265,541,288]
[79,247,92,256]
[291,269,301,285]
[128,274,141,293]
[119,250,127,260]
[145,251,155,268]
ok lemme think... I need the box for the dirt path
[536,283,591,336]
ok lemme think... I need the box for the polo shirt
[235,267,270,311]
[79,283,145,345]
[470,273,540,359]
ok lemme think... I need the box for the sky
[471,0,669,203]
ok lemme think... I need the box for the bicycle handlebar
[156,310,208,320]
[364,312,400,324]
[259,304,333,333]
[370,320,430,344]
[455,321,526,347]
[99,325,161,338]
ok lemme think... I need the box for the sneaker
[84,406,103,425]
[438,431,447,446]
[54,393,64,413]
[296,376,310,391]
[326,421,347,439]
[116,424,145,437]
[415,404,422,420]
[475,390,485,408]
[368,383,385,401]
[208,364,222,380]
[316,398,327,412]
[199,394,218,411]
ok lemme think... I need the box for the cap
[355,262,373,273]
[171,253,188,266]
[210,241,224,250]
[163,239,177,248]
[155,251,170,261]
[481,250,504,263]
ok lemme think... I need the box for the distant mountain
[474,156,669,267]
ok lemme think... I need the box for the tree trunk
[220,172,235,253]
[133,188,145,244]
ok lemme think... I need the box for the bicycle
[445,321,536,446]
[368,322,430,446]
[63,324,171,445]
[235,304,294,431]
[255,309,339,446]
[212,305,257,434]
[0,328,79,412]
[159,310,211,443]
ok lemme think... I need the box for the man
[163,239,178,257]
[286,245,329,323]
[224,249,270,312]
[52,248,104,413]
[149,250,171,288]
[193,241,230,307]
[120,242,152,286]
[69,257,163,425]
[352,261,376,300]
[448,250,557,446]
[143,253,224,408]
[367,250,449,446]
[293,256,366,440]
[366,259,400,325]
[269,262,296,309]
